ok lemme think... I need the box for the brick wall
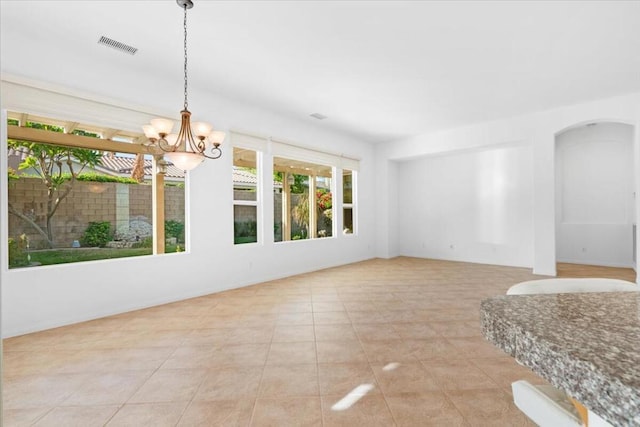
[8,178,184,248]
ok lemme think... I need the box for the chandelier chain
[183,4,188,110]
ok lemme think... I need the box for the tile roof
[9,150,276,187]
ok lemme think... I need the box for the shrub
[234,220,257,238]
[8,235,29,267]
[132,236,153,248]
[165,220,185,242]
[80,221,112,248]
[75,173,140,184]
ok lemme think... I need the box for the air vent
[98,36,138,55]
[310,113,327,120]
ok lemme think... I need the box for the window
[6,113,185,269]
[273,156,333,241]
[233,147,259,244]
[343,169,355,234]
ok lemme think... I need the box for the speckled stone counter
[480,292,640,426]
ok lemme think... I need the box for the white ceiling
[1,0,639,144]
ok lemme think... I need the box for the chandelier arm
[203,146,223,160]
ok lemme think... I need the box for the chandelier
[142,0,225,171]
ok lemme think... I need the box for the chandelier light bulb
[150,118,174,136]
[192,121,213,139]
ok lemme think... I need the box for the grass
[20,245,181,267]
[234,236,257,244]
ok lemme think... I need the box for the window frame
[4,112,186,270]
[232,146,261,245]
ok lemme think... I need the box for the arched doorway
[555,121,635,269]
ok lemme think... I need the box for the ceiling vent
[98,36,138,55]
[310,113,327,120]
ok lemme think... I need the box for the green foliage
[8,235,29,268]
[25,121,64,133]
[164,220,185,241]
[72,129,101,138]
[8,137,102,193]
[80,221,112,248]
[290,174,308,194]
[7,167,19,181]
[7,118,19,126]
[234,221,257,239]
[132,236,153,248]
[75,173,139,184]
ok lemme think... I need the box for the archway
[555,121,635,269]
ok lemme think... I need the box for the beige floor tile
[181,328,231,346]
[33,405,120,427]
[447,337,510,359]
[3,373,89,409]
[348,310,389,324]
[314,324,358,342]
[193,366,263,401]
[4,258,629,426]
[259,364,319,397]
[266,342,317,365]
[276,312,314,325]
[226,326,274,344]
[392,322,440,339]
[209,343,270,367]
[251,397,322,427]
[404,338,465,360]
[2,407,52,427]
[342,301,378,311]
[313,311,351,325]
[352,323,401,341]
[470,357,549,388]
[318,363,380,396]
[106,402,188,426]
[272,325,315,342]
[421,359,498,390]
[62,371,154,406]
[385,391,467,426]
[177,399,256,426]
[312,302,346,312]
[429,320,483,338]
[371,361,439,396]
[162,346,217,369]
[128,368,207,403]
[361,339,418,363]
[321,394,394,426]
[316,340,368,364]
[446,388,536,426]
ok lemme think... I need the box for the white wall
[555,123,634,267]
[1,78,376,337]
[378,92,640,276]
[398,143,534,267]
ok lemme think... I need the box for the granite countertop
[480,292,640,426]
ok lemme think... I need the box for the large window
[233,147,259,244]
[274,156,333,241]
[343,169,356,234]
[6,113,185,269]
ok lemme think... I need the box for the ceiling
[1,1,639,144]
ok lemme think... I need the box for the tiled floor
[2,257,636,426]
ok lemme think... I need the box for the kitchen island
[480,292,640,426]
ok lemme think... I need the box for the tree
[131,153,145,183]
[8,123,102,248]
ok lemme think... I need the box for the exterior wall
[7,177,184,248]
